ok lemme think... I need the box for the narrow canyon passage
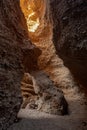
[20,0,87,115]
[0,0,87,130]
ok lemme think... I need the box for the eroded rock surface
[21,71,68,115]
[0,0,41,129]
[50,0,87,86]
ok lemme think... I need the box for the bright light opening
[20,0,44,33]
[20,0,46,36]
[27,5,40,32]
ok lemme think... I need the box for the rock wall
[0,0,41,129]
[50,0,87,86]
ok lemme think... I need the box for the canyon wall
[50,0,87,86]
[0,0,41,129]
[1,0,87,129]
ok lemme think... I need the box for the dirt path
[8,108,87,130]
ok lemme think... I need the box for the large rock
[0,0,41,129]
[50,0,87,86]
[21,71,68,115]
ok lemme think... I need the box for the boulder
[22,71,68,115]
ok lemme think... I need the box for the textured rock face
[50,0,87,86]
[0,0,41,129]
[21,71,68,115]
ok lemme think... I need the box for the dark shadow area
[7,115,87,130]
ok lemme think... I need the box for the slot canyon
[0,0,87,130]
